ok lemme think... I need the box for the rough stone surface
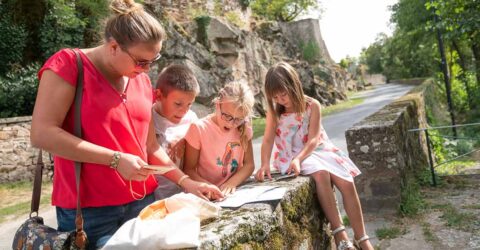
[0,116,53,183]
[346,81,432,213]
[199,176,331,249]
[144,1,359,114]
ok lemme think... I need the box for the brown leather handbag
[12,49,88,250]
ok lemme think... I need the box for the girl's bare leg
[310,171,352,248]
[330,174,373,250]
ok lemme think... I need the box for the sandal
[354,235,370,250]
[331,226,354,250]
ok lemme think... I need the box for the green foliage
[0,63,41,118]
[399,180,425,216]
[299,40,320,64]
[0,14,28,75]
[439,203,476,231]
[251,0,318,22]
[195,15,211,48]
[375,226,405,240]
[238,0,250,9]
[252,117,266,139]
[75,0,109,47]
[39,0,86,59]
[225,11,245,28]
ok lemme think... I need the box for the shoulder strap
[72,49,87,248]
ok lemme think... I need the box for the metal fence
[409,122,480,186]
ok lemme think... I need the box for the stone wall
[0,116,52,183]
[345,80,432,213]
[199,176,330,249]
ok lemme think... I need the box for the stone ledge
[0,116,32,125]
[199,176,330,249]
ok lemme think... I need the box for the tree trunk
[452,40,474,109]
[472,41,480,87]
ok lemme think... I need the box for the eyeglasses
[122,47,161,68]
[219,104,247,125]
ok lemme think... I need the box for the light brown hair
[105,0,166,48]
[264,62,306,119]
[213,82,255,150]
[156,65,200,96]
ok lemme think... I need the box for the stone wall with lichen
[345,80,432,213]
[0,116,53,183]
[199,177,331,249]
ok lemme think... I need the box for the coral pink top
[38,49,157,208]
[184,115,252,186]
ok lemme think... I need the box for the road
[1,83,414,249]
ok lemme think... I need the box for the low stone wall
[0,116,52,183]
[345,80,432,213]
[199,176,330,249]
[389,78,428,85]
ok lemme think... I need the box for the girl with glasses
[183,81,255,197]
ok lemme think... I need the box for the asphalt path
[0,83,414,249]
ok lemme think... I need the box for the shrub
[225,11,245,29]
[39,0,86,60]
[0,12,28,75]
[0,63,41,118]
[195,15,211,48]
[300,40,320,64]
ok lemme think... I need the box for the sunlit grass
[435,159,477,175]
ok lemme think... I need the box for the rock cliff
[145,0,359,115]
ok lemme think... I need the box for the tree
[251,0,318,22]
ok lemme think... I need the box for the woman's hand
[116,153,154,181]
[219,182,237,196]
[286,158,301,176]
[255,165,272,182]
[181,178,224,201]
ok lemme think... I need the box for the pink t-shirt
[38,48,157,209]
[184,115,253,186]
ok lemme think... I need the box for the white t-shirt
[152,105,198,169]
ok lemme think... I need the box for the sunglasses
[122,47,161,68]
[218,104,247,126]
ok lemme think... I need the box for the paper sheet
[215,185,287,208]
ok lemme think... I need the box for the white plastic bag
[102,193,221,250]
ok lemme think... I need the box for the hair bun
[110,0,143,15]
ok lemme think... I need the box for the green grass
[439,203,476,231]
[0,180,52,223]
[251,97,365,139]
[342,215,350,226]
[322,97,364,117]
[462,204,480,209]
[435,159,477,175]
[252,117,266,139]
[399,181,425,217]
[375,226,404,240]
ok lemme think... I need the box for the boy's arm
[183,141,211,184]
[220,139,254,194]
[146,119,186,183]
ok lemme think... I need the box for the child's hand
[182,178,224,201]
[255,165,272,182]
[219,183,237,196]
[286,158,301,176]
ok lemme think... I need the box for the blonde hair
[213,82,255,150]
[105,0,166,48]
[264,62,306,120]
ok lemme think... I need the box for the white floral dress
[272,100,361,182]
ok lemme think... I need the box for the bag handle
[30,149,44,217]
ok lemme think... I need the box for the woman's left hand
[287,158,301,176]
[182,178,224,201]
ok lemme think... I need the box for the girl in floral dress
[255,62,373,250]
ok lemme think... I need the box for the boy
[153,64,200,200]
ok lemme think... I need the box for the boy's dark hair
[156,64,200,95]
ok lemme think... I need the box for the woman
[30,0,222,249]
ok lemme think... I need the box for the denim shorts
[56,193,154,250]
